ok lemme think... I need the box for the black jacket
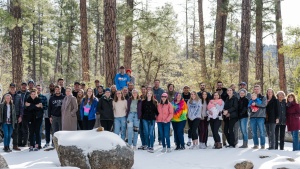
[266,97,279,124]
[24,97,43,117]
[277,99,287,125]
[238,96,249,119]
[224,95,238,119]
[17,90,30,107]
[141,100,158,120]
[97,96,114,120]
[48,94,65,117]
[217,88,228,102]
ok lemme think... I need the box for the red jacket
[286,101,300,131]
[156,102,174,123]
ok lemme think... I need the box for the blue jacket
[153,87,165,102]
[114,73,130,90]
[80,97,99,120]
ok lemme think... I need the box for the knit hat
[239,82,247,86]
[126,69,132,73]
[105,88,111,92]
[28,80,35,85]
[161,93,168,97]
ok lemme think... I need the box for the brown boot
[215,142,222,149]
[13,145,21,151]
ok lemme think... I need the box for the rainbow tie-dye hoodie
[171,99,188,122]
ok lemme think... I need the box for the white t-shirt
[6,104,11,123]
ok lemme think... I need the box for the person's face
[123,88,128,94]
[74,84,80,91]
[254,87,260,94]
[49,84,55,91]
[176,94,182,101]
[111,86,116,92]
[98,87,103,93]
[21,84,27,91]
[217,83,223,89]
[251,94,257,100]
[213,93,220,100]
[231,85,236,91]
[78,91,84,97]
[30,92,37,98]
[95,81,100,86]
[120,68,125,74]
[239,91,246,98]
[36,86,42,94]
[288,96,294,103]
[278,93,284,101]
[227,88,233,96]
[147,91,153,98]
[58,80,64,86]
[161,95,167,101]
[81,85,86,89]
[202,92,207,99]
[9,86,16,93]
[147,87,152,91]
[55,87,61,94]
[127,72,131,76]
[154,81,160,87]
[132,91,138,98]
[128,84,134,90]
[168,85,174,92]
[29,83,34,89]
[105,91,111,97]
[267,89,273,98]
[141,87,147,94]
[66,89,72,96]
[116,91,122,98]
[4,95,11,104]
[240,84,246,89]
[183,87,189,93]
[87,89,93,97]
[200,84,206,91]
[191,92,196,99]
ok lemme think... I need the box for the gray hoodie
[187,100,202,120]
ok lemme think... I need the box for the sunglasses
[161,96,167,98]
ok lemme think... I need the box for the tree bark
[11,0,23,89]
[94,0,101,76]
[38,9,43,82]
[198,0,208,81]
[275,0,287,93]
[185,0,189,59]
[123,0,134,69]
[239,0,251,86]
[255,0,263,91]
[104,0,117,87]
[214,0,229,80]
[54,9,63,81]
[32,24,36,82]
[80,0,90,82]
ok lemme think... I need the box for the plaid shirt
[38,94,48,111]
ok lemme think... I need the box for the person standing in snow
[198,91,210,149]
[80,88,98,130]
[187,91,202,150]
[114,66,130,90]
[61,87,78,131]
[286,93,300,151]
[113,90,127,140]
[97,88,114,131]
[76,89,85,130]
[275,91,287,150]
[237,89,249,148]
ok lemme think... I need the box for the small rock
[234,161,254,169]
[286,158,295,162]
[277,167,289,169]
[259,155,270,159]
[0,155,9,169]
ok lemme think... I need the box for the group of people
[0,66,300,154]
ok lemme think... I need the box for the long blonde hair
[188,91,200,104]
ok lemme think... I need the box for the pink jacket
[157,102,174,123]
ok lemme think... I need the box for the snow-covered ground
[1,132,300,169]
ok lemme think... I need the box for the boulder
[234,161,254,169]
[0,155,9,169]
[284,131,300,142]
[54,130,134,169]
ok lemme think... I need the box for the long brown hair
[77,89,85,105]
[84,88,94,105]
[2,94,13,105]
[146,90,158,107]
[287,93,298,103]
[114,90,125,102]
[131,89,140,100]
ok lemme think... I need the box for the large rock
[54,130,134,169]
[284,131,300,143]
[0,155,9,169]
[234,161,254,169]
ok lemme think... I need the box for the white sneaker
[161,148,166,153]
[189,145,198,150]
[133,146,137,151]
[199,143,207,149]
[167,148,171,153]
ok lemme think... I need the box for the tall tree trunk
[185,0,189,59]
[214,0,229,80]
[191,0,196,58]
[275,0,287,93]
[239,0,251,86]
[80,0,90,82]
[38,8,43,82]
[94,0,101,76]
[104,0,117,87]
[11,0,23,89]
[124,0,134,69]
[32,24,36,82]
[198,0,208,81]
[54,9,63,81]
[66,25,73,87]
[255,0,263,91]
[210,22,216,68]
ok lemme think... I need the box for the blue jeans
[291,130,300,151]
[250,118,265,146]
[172,120,186,147]
[240,118,248,142]
[139,120,145,146]
[127,112,140,146]
[157,122,171,148]
[3,123,13,147]
[114,117,127,140]
[143,120,155,148]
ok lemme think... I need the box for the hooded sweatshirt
[48,94,65,117]
[172,99,188,122]
[187,100,202,121]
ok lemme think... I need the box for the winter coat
[277,99,287,125]
[249,94,267,118]
[217,88,228,102]
[266,98,279,124]
[80,97,99,120]
[61,95,78,131]
[24,96,43,117]
[187,100,202,120]
[286,101,300,131]
[126,99,142,119]
[114,73,130,90]
[171,99,188,122]
[153,87,165,102]
[157,102,174,123]
[97,96,114,120]
[141,100,158,120]
[48,94,65,117]
[0,103,16,128]
[238,96,249,119]
[38,94,48,118]
[224,95,238,119]
[2,92,22,116]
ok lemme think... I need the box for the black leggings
[82,116,95,130]
[275,125,286,150]
[188,118,200,140]
[29,116,43,147]
[210,118,221,143]
[100,120,114,131]
[224,118,238,147]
